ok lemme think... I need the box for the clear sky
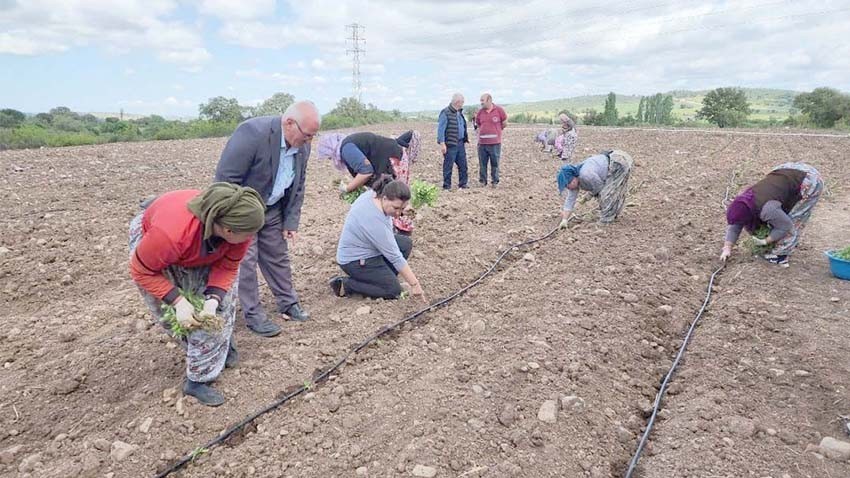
[2,0,849,118]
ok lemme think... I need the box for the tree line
[501,87,850,129]
[0,93,405,150]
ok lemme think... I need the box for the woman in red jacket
[129,182,264,406]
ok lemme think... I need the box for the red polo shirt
[475,105,507,145]
[129,190,252,303]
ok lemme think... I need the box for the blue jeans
[477,144,501,185]
[442,144,468,189]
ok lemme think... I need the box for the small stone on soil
[537,400,558,424]
[412,464,437,477]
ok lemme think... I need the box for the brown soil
[0,124,848,478]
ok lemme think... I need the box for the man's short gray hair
[451,93,464,103]
[283,100,321,126]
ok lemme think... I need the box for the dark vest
[441,104,468,147]
[753,169,806,213]
[340,132,400,185]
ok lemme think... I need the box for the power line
[346,23,365,102]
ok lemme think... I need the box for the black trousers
[340,235,413,299]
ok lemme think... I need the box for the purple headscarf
[726,188,759,232]
[316,133,348,172]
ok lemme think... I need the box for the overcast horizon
[2,0,849,117]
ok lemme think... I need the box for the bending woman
[557,150,634,227]
[721,162,823,267]
[330,176,426,303]
[318,130,419,234]
[129,183,265,406]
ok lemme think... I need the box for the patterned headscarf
[187,182,265,240]
[400,130,421,164]
[316,133,349,172]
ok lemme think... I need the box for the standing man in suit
[215,101,320,337]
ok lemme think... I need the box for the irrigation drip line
[623,262,725,478]
[154,222,563,478]
[625,163,736,477]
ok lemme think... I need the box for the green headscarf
[187,182,266,240]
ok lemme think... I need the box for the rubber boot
[183,379,224,407]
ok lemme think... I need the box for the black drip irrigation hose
[154,222,563,478]
[623,262,725,478]
[624,166,736,477]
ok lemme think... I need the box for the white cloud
[5,0,850,114]
[196,0,275,21]
[214,0,849,108]
[0,0,211,70]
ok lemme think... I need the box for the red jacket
[474,105,507,145]
[130,190,252,303]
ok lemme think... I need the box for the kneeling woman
[129,183,265,406]
[330,176,427,303]
[557,150,634,226]
[721,162,823,267]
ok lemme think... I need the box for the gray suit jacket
[215,115,310,231]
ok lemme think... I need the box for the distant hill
[409,88,802,122]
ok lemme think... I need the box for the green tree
[636,97,645,124]
[660,95,675,125]
[253,92,295,117]
[644,96,655,123]
[199,96,245,123]
[792,87,850,128]
[49,106,74,117]
[34,113,53,125]
[603,92,618,126]
[0,109,26,128]
[652,93,663,124]
[582,109,603,126]
[697,87,751,128]
[466,106,479,124]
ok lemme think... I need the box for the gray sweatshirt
[336,190,407,271]
[725,200,794,243]
[562,154,609,211]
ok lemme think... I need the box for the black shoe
[442,186,451,191]
[283,303,310,322]
[329,277,345,297]
[183,379,224,407]
[763,254,789,268]
[246,318,282,337]
[225,340,238,368]
[459,185,469,189]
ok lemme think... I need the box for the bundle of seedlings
[334,178,366,204]
[834,245,850,260]
[746,225,772,255]
[410,179,439,209]
[160,289,224,338]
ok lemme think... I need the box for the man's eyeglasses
[293,119,318,139]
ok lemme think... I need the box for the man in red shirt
[473,93,508,187]
[129,183,265,406]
